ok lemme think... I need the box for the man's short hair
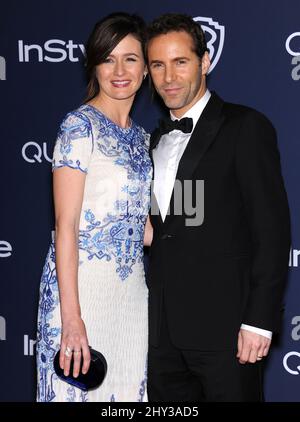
[146,13,208,61]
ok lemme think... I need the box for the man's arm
[235,109,290,361]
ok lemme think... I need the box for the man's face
[148,31,210,117]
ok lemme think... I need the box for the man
[146,13,290,402]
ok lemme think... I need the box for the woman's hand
[59,316,91,378]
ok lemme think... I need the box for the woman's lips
[111,80,131,88]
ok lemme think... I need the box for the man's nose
[164,65,176,83]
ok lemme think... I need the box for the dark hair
[85,12,147,102]
[146,13,208,62]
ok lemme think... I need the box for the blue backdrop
[0,0,299,402]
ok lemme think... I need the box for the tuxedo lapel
[150,183,164,227]
[176,92,225,182]
[150,127,161,152]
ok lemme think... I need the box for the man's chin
[163,99,184,110]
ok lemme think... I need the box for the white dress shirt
[152,89,272,340]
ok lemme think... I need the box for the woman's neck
[88,95,134,129]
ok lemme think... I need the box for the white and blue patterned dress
[36,104,152,402]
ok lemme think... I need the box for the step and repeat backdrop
[0,0,299,401]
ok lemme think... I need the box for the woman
[36,12,152,402]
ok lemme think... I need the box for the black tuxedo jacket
[148,92,291,350]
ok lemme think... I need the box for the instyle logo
[285,32,300,81]
[0,56,6,80]
[24,335,36,356]
[283,351,300,375]
[0,240,12,258]
[0,316,6,341]
[22,141,52,163]
[193,16,225,73]
[289,248,300,267]
[18,40,85,63]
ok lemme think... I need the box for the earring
[143,73,147,80]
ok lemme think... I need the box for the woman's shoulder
[60,105,93,131]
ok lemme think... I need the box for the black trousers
[147,304,264,402]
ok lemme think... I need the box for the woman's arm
[144,215,153,247]
[53,167,91,378]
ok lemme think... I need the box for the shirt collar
[170,89,211,133]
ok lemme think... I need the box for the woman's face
[96,34,146,102]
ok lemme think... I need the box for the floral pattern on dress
[74,106,152,280]
[52,111,94,173]
[36,242,61,402]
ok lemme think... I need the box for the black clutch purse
[53,347,107,391]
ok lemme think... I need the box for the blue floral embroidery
[36,242,61,402]
[74,105,152,280]
[66,386,76,402]
[138,362,147,402]
[80,390,88,402]
[36,242,91,402]
[79,204,146,280]
[51,106,152,281]
[138,376,147,402]
[85,105,151,182]
[52,111,94,174]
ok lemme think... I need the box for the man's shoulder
[222,99,275,130]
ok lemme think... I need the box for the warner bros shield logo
[193,17,225,73]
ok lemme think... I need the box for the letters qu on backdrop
[0,0,299,401]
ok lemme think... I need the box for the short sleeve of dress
[52,110,93,174]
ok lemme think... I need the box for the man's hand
[237,328,271,364]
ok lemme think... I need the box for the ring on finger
[65,346,73,357]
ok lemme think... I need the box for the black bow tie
[158,117,193,136]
